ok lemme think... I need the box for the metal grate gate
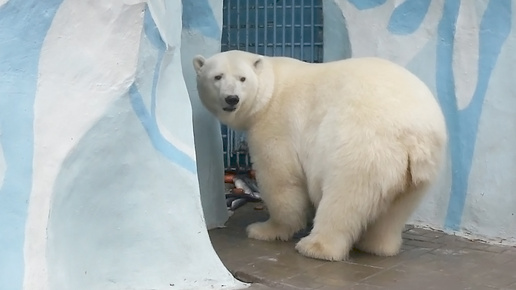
[220,0,324,172]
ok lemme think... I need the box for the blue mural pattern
[0,1,63,289]
[438,0,512,229]
[182,0,221,40]
[387,0,432,35]
[348,0,387,10]
[0,2,203,289]
[128,8,197,174]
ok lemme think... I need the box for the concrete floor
[209,203,516,290]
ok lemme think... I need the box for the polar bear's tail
[406,131,447,187]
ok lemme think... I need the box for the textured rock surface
[0,0,244,289]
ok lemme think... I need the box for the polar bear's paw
[295,234,348,261]
[355,233,402,256]
[246,221,293,241]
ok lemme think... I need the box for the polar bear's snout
[225,95,240,105]
[222,95,239,112]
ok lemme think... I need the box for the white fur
[193,50,447,261]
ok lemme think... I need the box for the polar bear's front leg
[246,159,310,241]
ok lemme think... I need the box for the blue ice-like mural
[387,0,512,230]
[0,1,224,289]
[0,0,63,288]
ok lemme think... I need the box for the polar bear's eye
[240,77,246,82]
[214,74,223,80]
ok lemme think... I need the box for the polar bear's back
[262,56,447,196]
[266,56,445,140]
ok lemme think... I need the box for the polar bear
[193,50,447,261]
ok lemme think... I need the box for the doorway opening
[220,0,324,172]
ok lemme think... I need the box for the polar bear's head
[193,50,272,130]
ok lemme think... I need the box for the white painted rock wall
[0,0,244,289]
[325,0,516,244]
[181,0,230,230]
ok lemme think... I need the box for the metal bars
[220,0,324,171]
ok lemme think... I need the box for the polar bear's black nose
[225,95,240,106]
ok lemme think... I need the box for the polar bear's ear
[253,57,264,72]
[193,55,206,75]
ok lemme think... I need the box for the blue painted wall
[0,0,63,288]
[180,0,230,230]
[436,0,511,230]
[0,0,242,289]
